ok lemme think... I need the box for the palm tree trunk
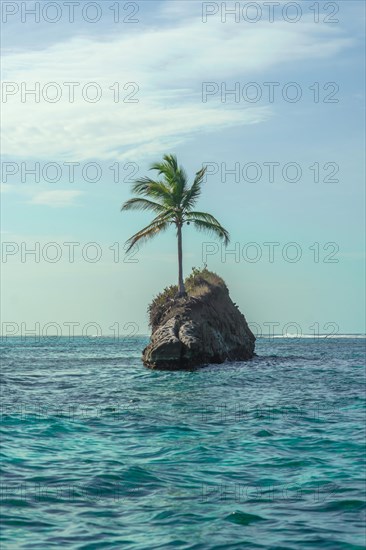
[177,223,185,295]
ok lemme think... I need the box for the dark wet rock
[142,271,255,369]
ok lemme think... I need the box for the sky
[1,0,365,336]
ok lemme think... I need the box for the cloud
[1,183,83,207]
[1,1,352,162]
[0,183,12,194]
[28,190,83,207]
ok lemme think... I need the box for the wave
[261,334,366,339]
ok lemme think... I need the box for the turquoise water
[1,337,365,549]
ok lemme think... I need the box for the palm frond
[125,214,172,253]
[131,177,174,206]
[187,216,230,246]
[150,154,178,177]
[185,211,223,225]
[131,177,156,195]
[182,167,206,210]
[121,197,167,214]
[150,154,188,205]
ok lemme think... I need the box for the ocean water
[1,336,365,550]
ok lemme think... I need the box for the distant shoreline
[1,334,366,339]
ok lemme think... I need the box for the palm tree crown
[121,154,230,295]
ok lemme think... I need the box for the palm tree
[121,154,230,296]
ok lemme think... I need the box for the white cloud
[28,190,83,207]
[1,182,83,207]
[0,183,12,194]
[1,1,352,162]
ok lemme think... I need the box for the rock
[142,270,255,369]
